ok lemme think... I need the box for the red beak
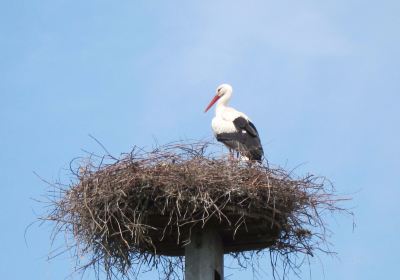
[204,95,221,113]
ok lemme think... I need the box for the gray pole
[185,228,224,280]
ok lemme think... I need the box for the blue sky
[1,0,399,279]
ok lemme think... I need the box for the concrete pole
[185,228,224,280]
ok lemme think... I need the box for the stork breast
[212,117,237,134]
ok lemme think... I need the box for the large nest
[43,141,346,279]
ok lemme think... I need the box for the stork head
[216,83,233,97]
[204,83,233,112]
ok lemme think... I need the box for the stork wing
[233,117,259,137]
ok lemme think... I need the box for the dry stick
[41,140,350,280]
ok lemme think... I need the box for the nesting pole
[185,228,223,280]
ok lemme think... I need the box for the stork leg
[228,148,235,161]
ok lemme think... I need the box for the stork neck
[216,92,231,107]
[215,93,231,116]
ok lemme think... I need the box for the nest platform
[45,141,342,279]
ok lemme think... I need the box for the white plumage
[212,107,249,133]
[204,84,264,161]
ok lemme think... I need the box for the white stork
[204,83,264,161]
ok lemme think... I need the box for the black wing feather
[215,116,264,161]
[233,117,258,137]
